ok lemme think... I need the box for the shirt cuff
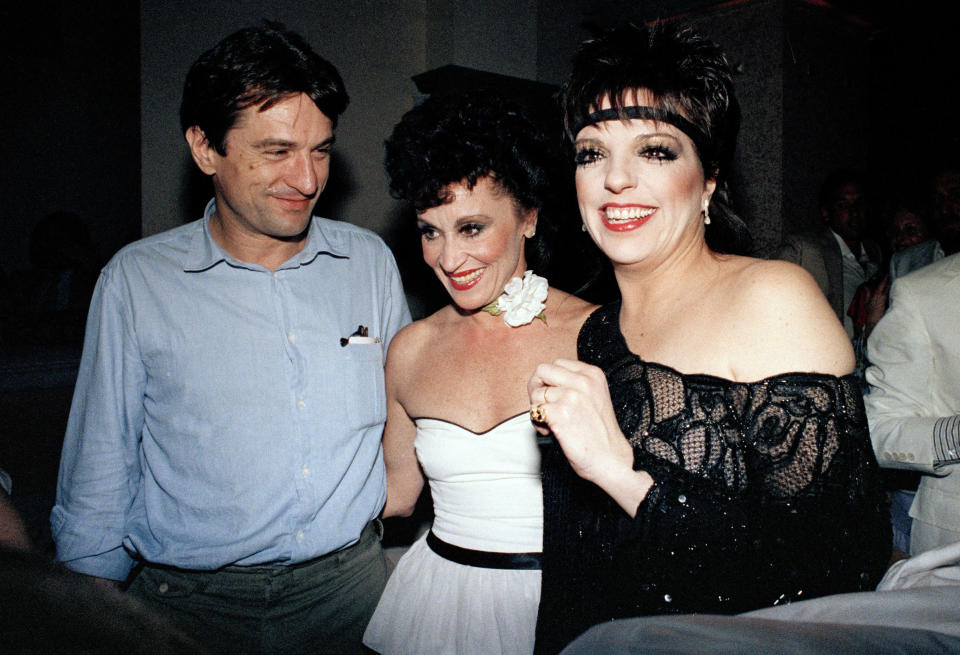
[934,415,960,467]
[60,546,136,581]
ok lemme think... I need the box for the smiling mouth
[601,205,656,231]
[277,196,311,203]
[270,191,316,208]
[447,268,484,290]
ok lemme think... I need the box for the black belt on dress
[426,530,542,570]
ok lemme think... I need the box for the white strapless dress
[363,413,543,655]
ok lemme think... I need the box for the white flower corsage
[482,270,548,326]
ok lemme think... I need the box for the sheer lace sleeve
[535,304,891,655]
[616,365,889,615]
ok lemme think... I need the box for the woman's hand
[529,359,653,515]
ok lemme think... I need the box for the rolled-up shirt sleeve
[865,278,956,474]
[51,267,146,580]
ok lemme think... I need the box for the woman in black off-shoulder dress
[527,24,890,655]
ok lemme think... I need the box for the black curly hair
[562,23,751,255]
[385,91,566,272]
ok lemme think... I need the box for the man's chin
[274,220,312,242]
[273,206,316,234]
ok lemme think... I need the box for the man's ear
[185,126,218,176]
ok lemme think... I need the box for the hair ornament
[574,106,709,157]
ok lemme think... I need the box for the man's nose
[287,153,319,197]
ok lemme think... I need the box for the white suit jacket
[866,253,960,533]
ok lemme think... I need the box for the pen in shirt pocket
[340,324,381,347]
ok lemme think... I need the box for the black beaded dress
[534,303,891,655]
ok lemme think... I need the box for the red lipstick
[599,204,656,232]
[447,267,484,291]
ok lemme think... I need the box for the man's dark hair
[180,23,348,155]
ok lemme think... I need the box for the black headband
[573,106,709,158]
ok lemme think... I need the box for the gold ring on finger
[530,404,547,424]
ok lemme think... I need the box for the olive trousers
[128,521,389,655]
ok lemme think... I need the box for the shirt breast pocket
[341,342,387,430]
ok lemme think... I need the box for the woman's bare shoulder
[720,257,854,378]
[730,257,825,301]
[385,307,451,367]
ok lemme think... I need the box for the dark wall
[866,5,960,207]
[0,4,140,550]
[686,0,788,257]
[782,1,871,235]
[0,3,140,275]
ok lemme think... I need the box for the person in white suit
[865,251,960,555]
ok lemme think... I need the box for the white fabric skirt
[363,533,541,655]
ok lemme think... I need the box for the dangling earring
[703,207,711,225]
[581,222,587,232]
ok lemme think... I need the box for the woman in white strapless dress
[362,92,595,655]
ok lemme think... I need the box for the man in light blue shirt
[51,24,410,654]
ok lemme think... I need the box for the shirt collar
[830,229,864,261]
[182,199,350,272]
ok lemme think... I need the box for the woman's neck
[615,239,717,319]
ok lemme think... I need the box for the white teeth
[451,269,483,283]
[604,207,656,221]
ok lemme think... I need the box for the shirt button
[273,272,279,280]
[907,453,915,461]
[158,582,169,594]
[301,465,310,477]
[297,399,306,409]
[287,332,296,343]
[297,530,304,543]
[883,451,893,460]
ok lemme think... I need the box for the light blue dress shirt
[52,201,411,580]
